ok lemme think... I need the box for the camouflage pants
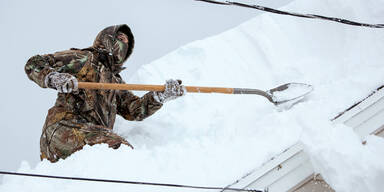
[40,119,133,163]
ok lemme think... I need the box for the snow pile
[300,115,384,191]
[2,0,384,191]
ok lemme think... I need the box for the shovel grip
[77,82,235,94]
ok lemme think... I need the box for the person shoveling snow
[25,24,312,163]
[24,24,185,162]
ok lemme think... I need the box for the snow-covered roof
[223,85,384,192]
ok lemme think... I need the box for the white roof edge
[333,86,384,124]
[226,142,305,189]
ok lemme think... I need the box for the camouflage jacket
[25,24,162,135]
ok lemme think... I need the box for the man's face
[117,32,129,44]
[113,32,129,65]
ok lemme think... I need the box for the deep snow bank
[2,0,384,191]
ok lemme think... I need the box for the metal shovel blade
[267,83,314,105]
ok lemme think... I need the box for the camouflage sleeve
[117,90,163,121]
[24,54,56,88]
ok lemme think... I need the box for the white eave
[333,86,384,138]
[224,86,384,192]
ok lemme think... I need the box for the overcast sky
[0,0,292,174]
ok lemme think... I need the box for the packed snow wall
[2,0,384,191]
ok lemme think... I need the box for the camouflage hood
[93,24,135,66]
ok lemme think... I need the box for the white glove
[45,72,78,93]
[154,79,185,103]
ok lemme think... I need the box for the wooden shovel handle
[78,82,313,106]
[77,82,234,94]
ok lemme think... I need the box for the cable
[195,0,384,28]
[0,171,265,192]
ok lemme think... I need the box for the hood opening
[93,24,135,65]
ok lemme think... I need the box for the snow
[300,116,384,192]
[2,0,384,191]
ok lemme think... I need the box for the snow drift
[2,0,384,191]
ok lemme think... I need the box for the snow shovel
[78,82,313,106]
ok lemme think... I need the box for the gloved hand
[153,79,185,103]
[44,72,78,93]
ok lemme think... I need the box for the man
[25,24,184,162]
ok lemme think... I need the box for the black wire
[195,0,384,28]
[0,171,264,192]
